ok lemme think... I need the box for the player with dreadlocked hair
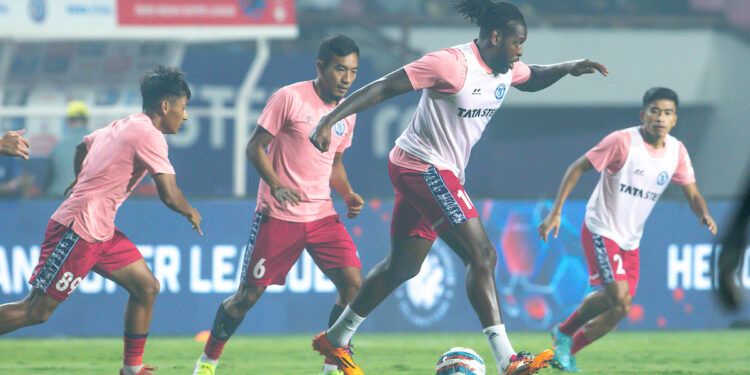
[309,1,608,374]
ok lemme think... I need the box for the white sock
[199,353,218,365]
[321,363,339,372]
[121,365,144,375]
[326,305,365,348]
[483,324,516,372]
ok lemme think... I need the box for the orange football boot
[312,332,363,375]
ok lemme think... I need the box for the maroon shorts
[581,223,640,297]
[388,161,479,241]
[240,213,360,286]
[29,220,142,302]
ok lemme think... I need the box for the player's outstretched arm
[330,152,364,219]
[309,68,414,152]
[153,173,202,235]
[515,59,608,92]
[0,129,30,160]
[537,155,594,241]
[246,125,301,207]
[681,183,717,235]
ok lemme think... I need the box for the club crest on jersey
[657,171,669,186]
[333,121,346,136]
[495,83,507,100]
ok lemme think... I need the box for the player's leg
[307,215,364,374]
[1,220,94,335]
[314,186,434,375]
[0,288,61,334]
[96,229,160,375]
[572,247,638,356]
[195,213,305,374]
[322,189,435,347]
[439,218,552,375]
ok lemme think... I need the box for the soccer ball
[436,347,485,375]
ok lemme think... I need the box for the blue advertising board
[0,199,747,337]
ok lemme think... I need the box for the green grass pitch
[1,331,748,374]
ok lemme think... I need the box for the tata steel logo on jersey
[495,83,507,100]
[657,171,669,186]
[395,241,456,327]
[333,121,346,137]
[28,0,46,23]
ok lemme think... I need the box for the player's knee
[26,306,54,326]
[390,262,422,282]
[133,277,160,302]
[467,242,497,273]
[239,285,265,305]
[611,294,631,318]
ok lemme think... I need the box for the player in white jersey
[537,87,717,372]
[307,1,608,374]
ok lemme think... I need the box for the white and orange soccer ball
[436,347,485,375]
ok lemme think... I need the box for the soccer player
[0,66,202,375]
[192,34,364,375]
[0,129,30,159]
[307,1,608,374]
[537,87,717,372]
[717,174,750,310]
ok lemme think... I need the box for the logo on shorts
[29,0,46,23]
[333,121,346,137]
[395,241,456,327]
[656,171,669,186]
[495,83,507,100]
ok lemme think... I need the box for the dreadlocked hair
[454,0,526,38]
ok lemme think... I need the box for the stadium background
[1,0,749,339]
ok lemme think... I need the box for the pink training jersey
[584,126,695,250]
[51,113,175,243]
[391,41,530,179]
[256,81,356,222]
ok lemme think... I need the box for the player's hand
[185,207,203,235]
[537,214,561,242]
[568,59,609,77]
[272,185,302,208]
[701,214,717,235]
[63,177,77,197]
[345,191,364,218]
[309,118,333,152]
[0,129,31,160]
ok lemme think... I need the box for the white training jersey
[585,126,680,250]
[395,42,514,183]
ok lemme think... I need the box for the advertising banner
[0,0,297,40]
[1,199,747,337]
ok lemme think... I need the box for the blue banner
[0,199,747,337]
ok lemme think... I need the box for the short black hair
[455,0,526,39]
[139,66,191,111]
[317,34,359,67]
[642,87,679,109]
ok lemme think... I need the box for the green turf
[0,331,748,374]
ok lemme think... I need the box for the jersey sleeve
[403,48,467,95]
[671,141,696,185]
[82,127,106,149]
[136,130,175,176]
[585,130,630,174]
[510,61,531,86]
[257,87,295,136]
[336,114,356,153]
